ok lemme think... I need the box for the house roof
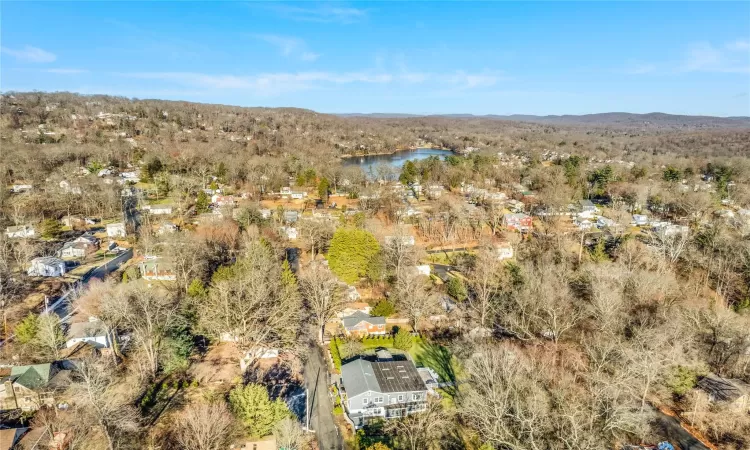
[342,358,427,398]
[342,312,386,329]
[0,428,27,450]
[698,374,750,402]
[106,222,125,229]
[6,225,33,232]
[341,359,380,398]
[67,321,107,340]
[31,256,65,266]
[10,364,55,389]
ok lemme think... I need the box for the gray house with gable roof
[340,358,429,428]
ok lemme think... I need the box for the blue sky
[1,2,749,116]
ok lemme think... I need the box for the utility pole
[305,387,310,431]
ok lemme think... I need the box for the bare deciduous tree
[394,269,438,332]
[385,400,452,450]
[71,358,140,450]
[199,240,301,368]
[173,401,236,450]
[299,263,345,343]
[100,284,180,380]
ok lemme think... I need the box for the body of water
[342,148,454,175]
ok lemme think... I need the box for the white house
[495,242,514,260]
[281,227,298,240]
[145,204,174,215]
[632,214,649,226]
[5,225,35,239]
[65,320,112,349]
[28,257,66,277]
[106,222,126,238]
[596,217,616,229]
[416,265,431,276]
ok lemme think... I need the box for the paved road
[54,248,134,320]
[652,409,709,450]
[431,263,452,280]
[0,249,133,349]
[303,342,343,450]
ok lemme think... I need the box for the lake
[342,148,454,175]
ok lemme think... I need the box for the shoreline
[340,145,454,159]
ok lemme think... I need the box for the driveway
[652,409,709,450]
[303,342,343,450]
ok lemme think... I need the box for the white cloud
[624,39,750,75]
[253,34,321,62]
[266,4,367,24]
[254,34,304,56]
[44,68,88,74]
[301,52,321,62]
[117,69,504,96]
[726,40,750,51]
[1,45,56,63]
[681,42,749,73]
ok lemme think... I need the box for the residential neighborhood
[1,90,749,450]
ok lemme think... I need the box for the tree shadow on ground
[413,342,459,399]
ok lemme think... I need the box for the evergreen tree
[393,327,413,351]
[372,299,395,317]
[41,218,62,239]
[328,228,380,284]
[281,259,297,288]
[446,276,468,302]
[399,160,418,185]
[15,314,39,344]
[318,177,330,203]
[229,383,290,437]
[195,191,210,214]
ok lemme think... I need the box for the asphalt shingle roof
[341,312,386,329]
[341,358,427,398]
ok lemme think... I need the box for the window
[412,393,421,401]
[363,397,369,406]
[398,395,404,402]
[374,397,383,403]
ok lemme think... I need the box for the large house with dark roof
[340,358,429,428]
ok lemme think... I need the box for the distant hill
[338,112,750,129]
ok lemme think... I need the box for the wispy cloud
[1,45,56,63]
[265,4,368,24]
[115,69,504,96]
[726,40,750,52]
[253,34,321,62]
[44,68,89,75]
[681,41,750,73]
[623,39,750,75]
[301,52,321,62]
